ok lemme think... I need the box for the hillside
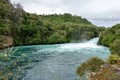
[0,0,104,47]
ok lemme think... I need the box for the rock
[0,35,13,49]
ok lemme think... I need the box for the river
[14,38,110,80]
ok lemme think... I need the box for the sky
[11,0,120,27]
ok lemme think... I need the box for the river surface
[15,38,110,80]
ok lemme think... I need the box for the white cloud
[10,0,120,27]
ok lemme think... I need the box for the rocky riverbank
[87,62,120,80]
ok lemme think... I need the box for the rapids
[15,38,110,80]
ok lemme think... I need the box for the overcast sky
[11,0,120,27]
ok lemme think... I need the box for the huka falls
[13,38,110,80]
[1,0,120,80]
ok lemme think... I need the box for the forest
[0,0,104,47]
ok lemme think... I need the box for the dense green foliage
[99,24,120,56]
[0,0,102,46]
[77,57,104,76]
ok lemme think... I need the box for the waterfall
[59,37,100,50]
[87,37,99,44]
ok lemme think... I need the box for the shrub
[107,54,119,64]
[77,57,104,76]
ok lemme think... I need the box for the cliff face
[0,35,13,49]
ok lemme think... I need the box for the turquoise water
[15,38,110,80]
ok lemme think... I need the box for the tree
[14,3,23,10]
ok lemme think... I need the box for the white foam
[32,38,100,53]
[59,38,100,50]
